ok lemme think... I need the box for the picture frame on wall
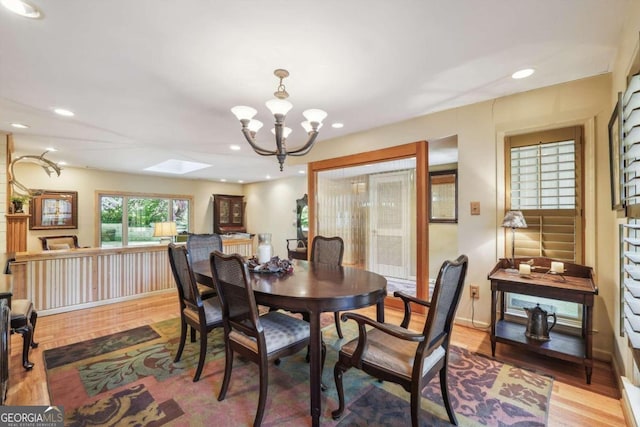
[29,191,78,230]
[609,92,624,210]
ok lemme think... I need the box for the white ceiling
[0,0,628,183]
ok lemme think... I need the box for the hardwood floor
[6,293,627,426]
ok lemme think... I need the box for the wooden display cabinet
[212,194,246,234]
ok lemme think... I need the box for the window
[505,126,584,324]
[98,192,192,247]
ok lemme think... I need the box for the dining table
[191,258,387,427]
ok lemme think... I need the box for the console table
[488,257,597,383]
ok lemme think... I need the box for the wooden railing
[10,239,254,316]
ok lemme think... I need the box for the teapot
[524,304,556,341]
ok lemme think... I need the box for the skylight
[144,159,211,175]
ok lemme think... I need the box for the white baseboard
[623,376,640,427]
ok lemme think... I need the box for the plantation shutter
[505,126,584,264]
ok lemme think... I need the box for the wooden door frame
[307,141,429,312]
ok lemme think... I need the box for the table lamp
[501,210,527,273]
[153,221,177,244]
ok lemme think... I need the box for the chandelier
[231,69,327,171]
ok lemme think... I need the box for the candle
[258,244,272,263]
[519,264,531,275]
[551,261,564,273]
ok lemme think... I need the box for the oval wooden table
[192,259,387,427]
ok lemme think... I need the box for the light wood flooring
[6,293,627,426]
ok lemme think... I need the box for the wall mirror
[429,169,458,223]
[296,194,309,240]
[29,190,78,230]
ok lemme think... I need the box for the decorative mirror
[429,169,458,223]
[296,194,309,240]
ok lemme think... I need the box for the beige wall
[283,74,611,359]
[11,163,243,251]
[244,175,307,258]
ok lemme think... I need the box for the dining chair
[331,254,469,427]
[210,250,322,427]
[167,243,223,382]
[310,235,345,338]
[186,233,223,300]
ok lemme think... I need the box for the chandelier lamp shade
[501,210,528,273]
[231,69,327,171]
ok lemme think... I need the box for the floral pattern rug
[44,316,553,426]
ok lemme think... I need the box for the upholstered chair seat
[339,328,446,380]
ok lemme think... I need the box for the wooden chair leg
[174,317,187,363]
[218,345,233,401]
[331,362,347,419]
[440,367,458,426]
[334,311,343,339]
[254,357,268,427]
[193,327,207,382]
[29,310,38,348]
[13,325,34,370]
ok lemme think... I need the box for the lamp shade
[153,221,177,238]
[265,99,293,116]
[501,211,527,229]
[230,105,257,121]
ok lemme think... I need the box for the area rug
[44,317,553,426]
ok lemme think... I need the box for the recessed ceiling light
[220,178,227,182]
[265,175,271,180]
[1,0,41,18]
[57,161,67,166]
[230,144,241,151]
[238,180,244,183]
[298,170,306,174]
[45,147,57,152]
[54,108,75,117]
[10,123,28,129]
[144,159,211,175]
[331,123,344,129]
[511,68,535,79]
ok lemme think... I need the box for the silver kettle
[524,304,556,341]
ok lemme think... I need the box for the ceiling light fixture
[1,0,41,18]
[511,68,535,79]
[231,68,327,171]
[53,108,74,117]
[10,123,28,129]
[331,123,344,129]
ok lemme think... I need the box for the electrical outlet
[470,285,479,299]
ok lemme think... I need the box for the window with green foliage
[99,192,192,247]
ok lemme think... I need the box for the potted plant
[10,194,30,213]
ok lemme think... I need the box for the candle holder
[542,269,567,282]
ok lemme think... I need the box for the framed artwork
[29,191,78,230]
[609,92,624,210]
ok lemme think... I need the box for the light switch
[470,201,480,215]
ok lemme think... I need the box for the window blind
[622,221,640,351]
